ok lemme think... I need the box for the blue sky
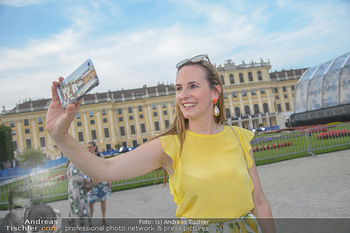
[1,0,350,110]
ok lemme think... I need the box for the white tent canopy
[294,52,350,114]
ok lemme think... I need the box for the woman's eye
[191,84,198,89]
[176,87,183,91]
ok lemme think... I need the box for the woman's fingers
[51,77,64,102]
[66,103,79,116]
[64,99,82,124]
[51,82,60,101]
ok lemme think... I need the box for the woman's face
[87,144,96,154]
[176,65,219,121]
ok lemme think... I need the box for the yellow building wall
[1,65,300,159]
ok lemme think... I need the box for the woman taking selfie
[47,54,275,232]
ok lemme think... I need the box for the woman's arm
[248,149,276,233]
[99,153,112,187]
[47,78,173,183]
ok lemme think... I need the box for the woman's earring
[213,99,220,117]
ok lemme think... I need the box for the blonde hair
[153,59,226,184]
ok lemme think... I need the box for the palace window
[38,117,43,124]
[230,74,234,84]
[286,103,291,111]
[40,137,46,148]
[78,132,84,142]
[26,139,32,149]
[155,121,160,131]
[220,75,225,85]
[130,125,136,134]
[104,128,110,138]
[91,130,97,140]
[239,73,244,83]
[120,127,125,136]
[248,72,253,82]
[257,71,262,81]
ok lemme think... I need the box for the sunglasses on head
[175,54,212,68]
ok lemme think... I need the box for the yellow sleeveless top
[159,126,255,218]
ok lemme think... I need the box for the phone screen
[57,59,99,109]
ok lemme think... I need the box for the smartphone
[57,59,99,109]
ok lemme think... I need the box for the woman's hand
[46,77,81,142]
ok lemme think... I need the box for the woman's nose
[179,88,190,99]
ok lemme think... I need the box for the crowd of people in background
[0,159,19,170]
[231,112,268,120]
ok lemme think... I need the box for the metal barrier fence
[251,122,350,160]
[0,167,162,207]
[0,167,69,207]
[1,122,349,206]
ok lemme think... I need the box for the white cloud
[1,0,350,110]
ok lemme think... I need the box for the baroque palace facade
[0,58,307,159]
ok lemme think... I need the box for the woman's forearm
[54,133,108,183]
[255,203,276,233]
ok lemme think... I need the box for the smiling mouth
[183,103,197,109]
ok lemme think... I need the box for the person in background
[86,141,111,225]
[47,54,275,232]
[66,160,91,230]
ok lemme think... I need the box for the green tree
[114,143,122,149]
[0,124,14,163]
[20,148,46,170]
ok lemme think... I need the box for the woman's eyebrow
[176,81,200,86]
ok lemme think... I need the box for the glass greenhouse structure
[291,52,350,126]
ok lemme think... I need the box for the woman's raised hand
[46,77,81,142]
